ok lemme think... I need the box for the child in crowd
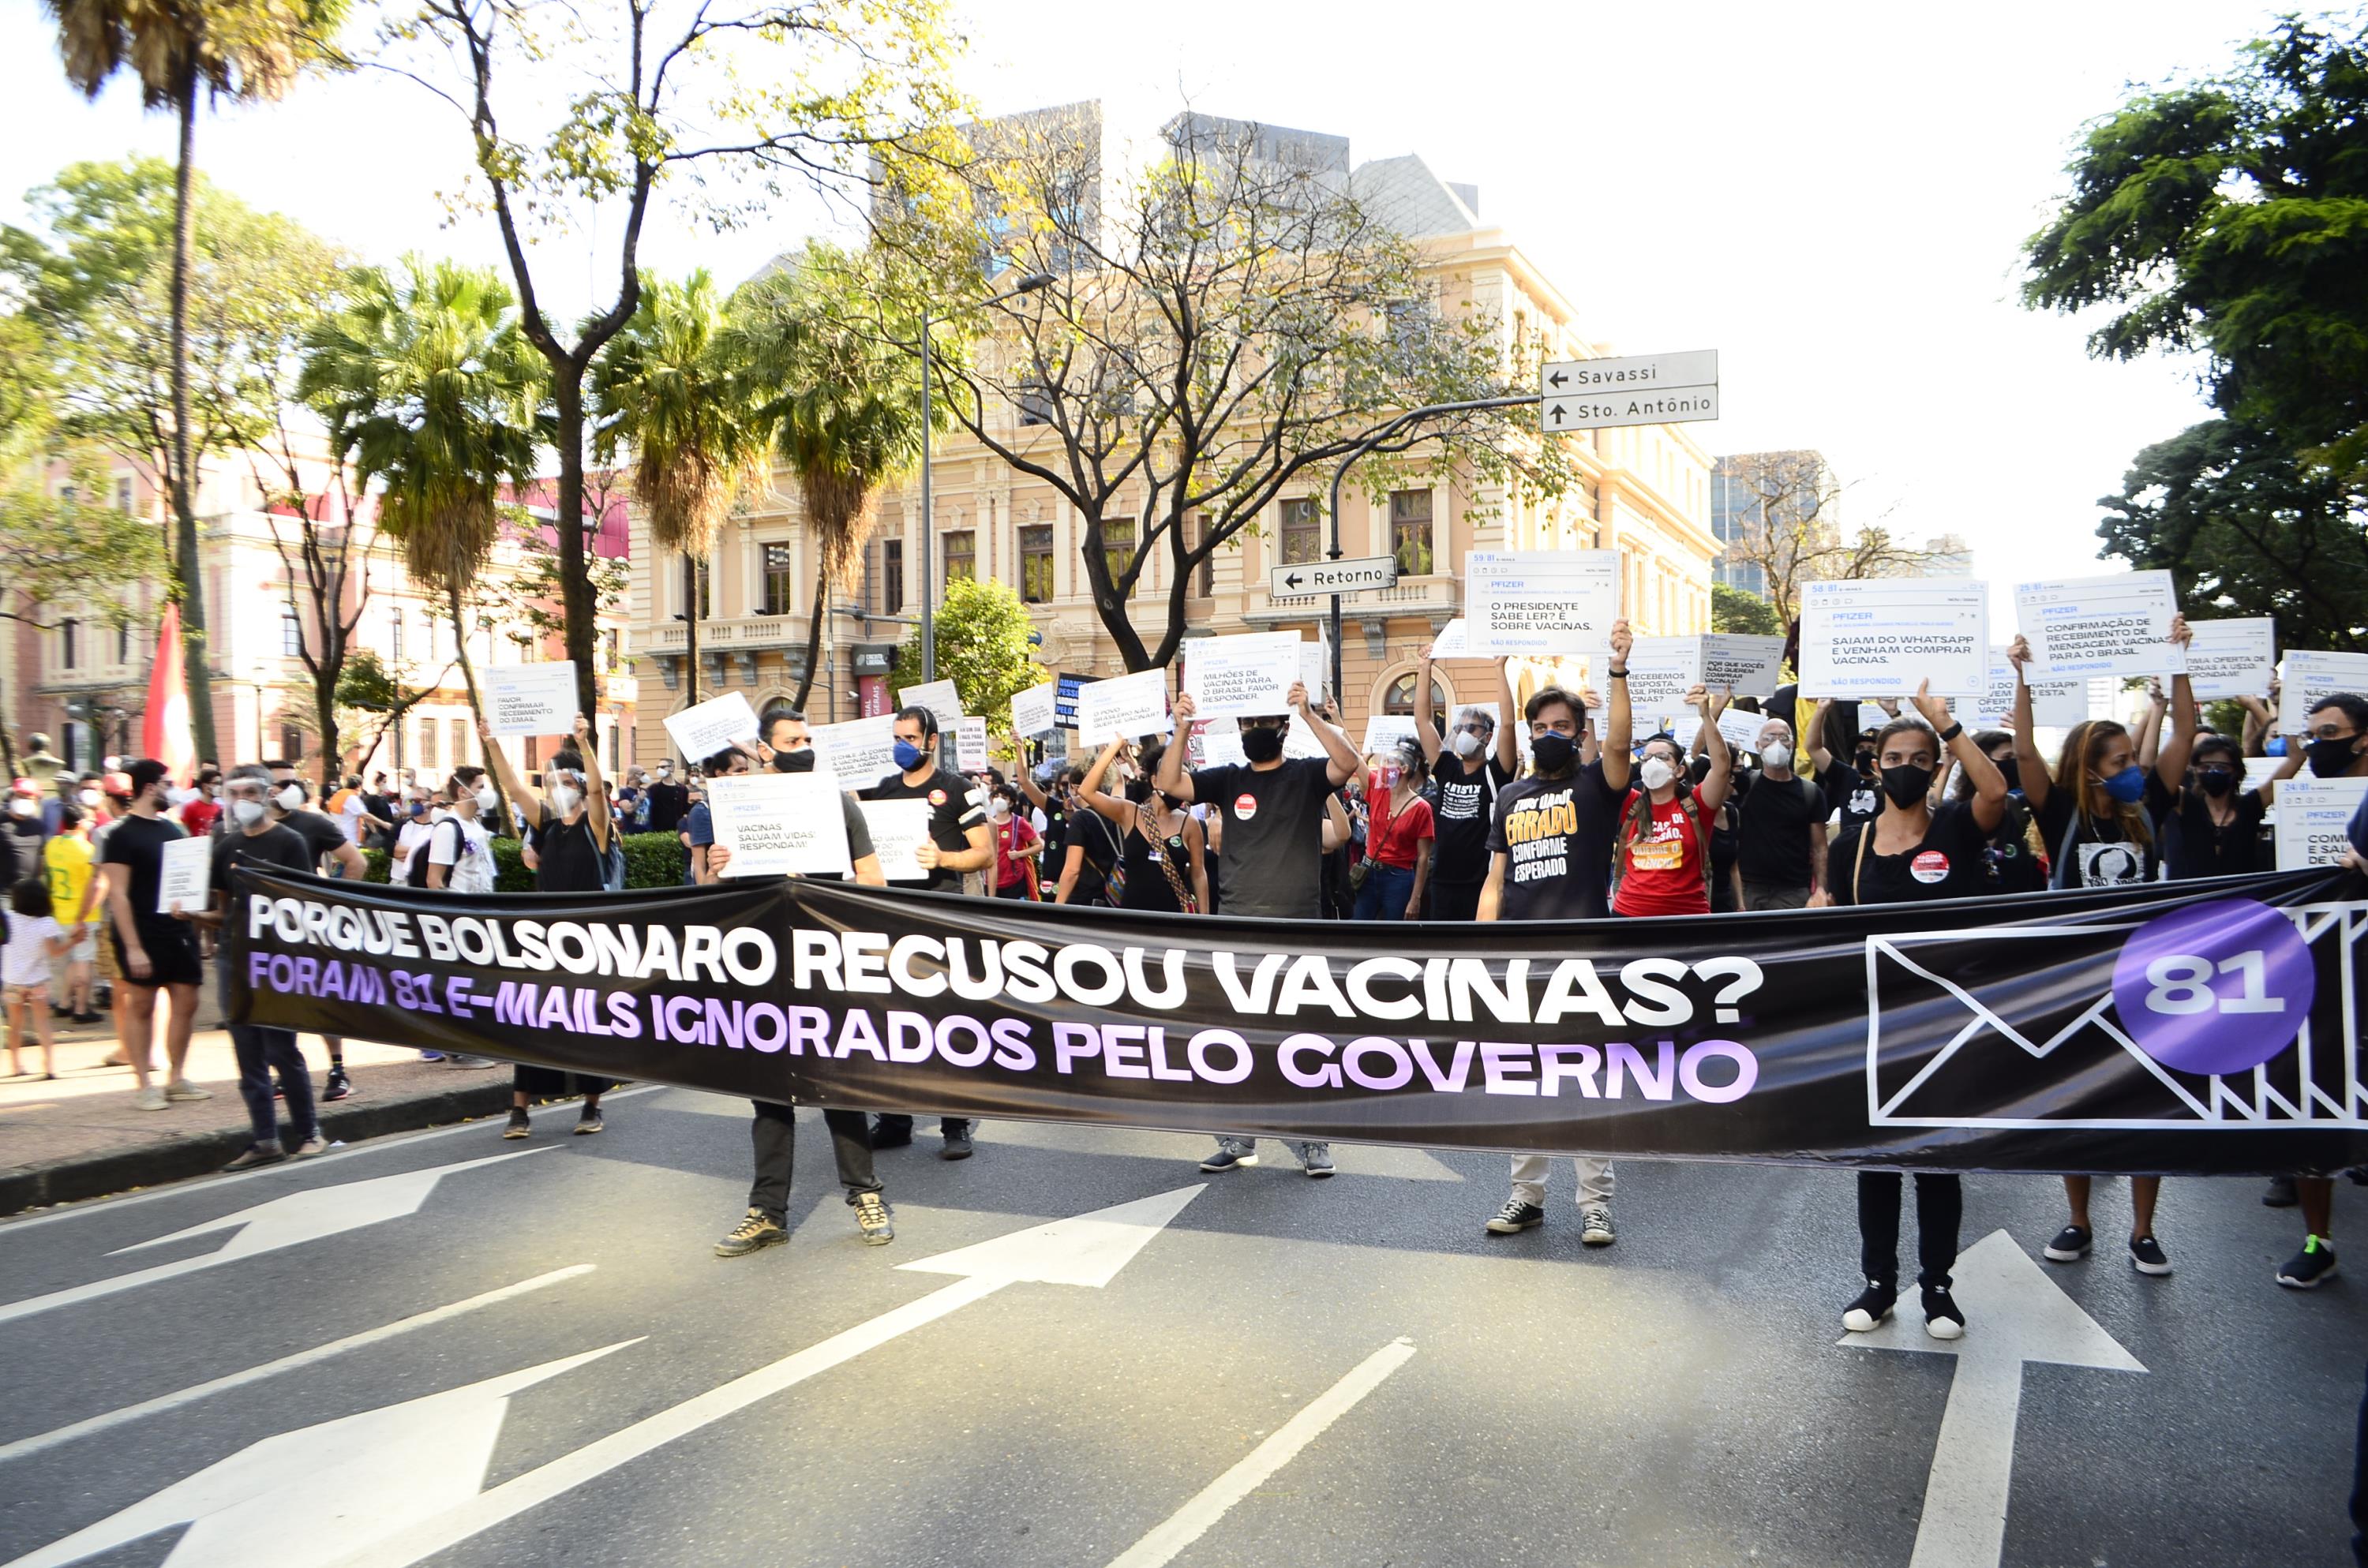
[5,877,68,1079]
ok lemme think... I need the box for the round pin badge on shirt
[1910,850,1950,884]
[927,788,946,806]
[1233,792,1258,822]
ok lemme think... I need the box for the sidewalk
[0,989,521,1216]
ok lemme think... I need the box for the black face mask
[1240,726,1286,764]
[771,748,817,774]
[1124,778,1152,803]
[1881,762,1935,808]
[1855,748,1878,778]
[2309,735,2361,778]
[2196,767,2236,797]
[1530,732,1578,774]
[1993,756,2021,793]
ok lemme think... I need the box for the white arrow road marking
[316,1184,1206,1568]
[0,1152,543,1326]
[1106,1337,1417,1568]
[1837,1228,2145,1568]
[0,1265,596,1464]
[2,1339,638,1568]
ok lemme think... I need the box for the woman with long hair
[1077,735,1211,915]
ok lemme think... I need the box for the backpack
[599,821,628,893]
[405,818,459,889]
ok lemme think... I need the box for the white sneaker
[1581,1204,1617,1246]
[134,1087,169,1111]
[164,1080,213,1102]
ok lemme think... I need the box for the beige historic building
[628,109,1715,763]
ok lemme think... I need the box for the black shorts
[114,922,203,989]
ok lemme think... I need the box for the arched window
[1381,671,1448,716]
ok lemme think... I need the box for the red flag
[143,601,196,784]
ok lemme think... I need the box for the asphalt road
[2,1090,2362,1568]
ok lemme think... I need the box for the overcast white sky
[3,0,2277,604]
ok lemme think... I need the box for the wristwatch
[1937,721,1963,744]
[1607,667,1628,679]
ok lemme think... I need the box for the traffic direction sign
[1271,556,1400,597]
[1540,349,1719,432]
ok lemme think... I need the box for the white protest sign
[895,679,965,729]
[2180,617,2276,702]
[858,798,935,882]
[1799,578,1988,698]
[1465,550,1621,657]
[662,690,759,763]
[1298,633,1329,704]
[1195,719,1248,769]
[1622,636,1701,720]
[1186,631,1302,718]
[156,834,212,916]
[1284,709,1336,760]
[1362,715,1421,757]
[2276,777,2368,870]
[1011,681,1058,739]
[1428,618,1471,658]
[2016,571,2186,679]
[1963,647,2085,730]
[811,716,897,787]
[707,773,850,877]
[2243,756,2290,797]
[1699,634,1785,699]
[1075,668,1169,742]
[2280,650,2368,735]
[484,662,579,736]
[1716,709,1769,755]
[955,717,989,772]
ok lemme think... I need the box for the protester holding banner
[1352,742,1434,922]
[421,769,500,899]
[477,713,619,1139]
[1413,648,1520,921]
[99,759,210,1113]
[1160,679,1359,1176]
[1077,738,1208,915]
[987,784,1043,900]
[1946,732,2048,893]
[1610,687,1733,919]
[1730,713,1830,910]
[2151,668,2279,881]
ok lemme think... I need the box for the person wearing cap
[99,758,212,1111]
[21,734,65,780]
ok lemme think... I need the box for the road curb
[0,1079,521,1218]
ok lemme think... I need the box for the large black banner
[226,866,2368,1174]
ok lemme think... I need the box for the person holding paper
[1077,737,1210,915]
[1158,679,1359,1177]
[1610,687,1733,918]
[171,764,326,1169]
[1048,764,1124,907]
[987,784,1043,899]
[1352,742,1434,922]
[100,759,210,1113]
[1813,694,2008,1342]
[1729,714,1830,911]
[1414,646,1520,920]
[478,713,620,1140]
[860,705,994,1160]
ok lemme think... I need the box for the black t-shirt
[530,807,607,894]
[862,767,986,893]
[1831,801,1991,905]
[1062,809,1120,904]
[210,823,317,914]
[276,807,348,870]
[645,780,688,834]
[800,794,879,884]
[1429,751,1514,886]
[100,814,185,929]
[1735,765,1829,887]
[1827,765,1882,831]
[2034,788,2159,889]
[1486,764,1622,921]
[1186,757,1336,919]
[2149,774,2267,881]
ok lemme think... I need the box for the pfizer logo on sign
[2111,899,2315,1077]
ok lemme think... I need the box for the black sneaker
[2130,1235,2172,1276]
[940,1127,974,1161]
[322,1066,353,1102]
[2263,1176,2299,1207]
[1199,1146,1258,1173]
[1842,1279,1896,1333]
[871,1121,914,1151]
[575,1104,604,1136]
[1486,1199,1544,1235]
[1921,1284,1965,1340]
[716,1209,787,1258]
[2277,1235,2339,1289]
[1300,1143,1335,1178]
[502,1107,531,1140]
[853,1192,895,1245]
[2043,1224,2092,1263]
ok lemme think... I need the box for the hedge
[360,830,688,891]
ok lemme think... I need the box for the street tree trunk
[791,575,826,711]
[681,552,703,744]
[448,582,511,833]
[170,69,219,764]
[553,375,599,720]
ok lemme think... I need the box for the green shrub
[350,831,681,890]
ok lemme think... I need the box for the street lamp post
[917,271,1055,683]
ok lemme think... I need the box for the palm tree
[298,256,546,821]
[731,245,933,713]
[588,271,764,724]
[49,0,343,762]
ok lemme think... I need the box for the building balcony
[636,612,818,656]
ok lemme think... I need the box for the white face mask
[7,799,32,819]
[476,787,500,814]
[274,784,305,811]
[1452,730,1482,758]
[1639,756,1677,791]
[551,785,582,814]
[231,799,268,828]
[79,788,103,807]
[1762,743,1793,772]
[165,785,197,806]
[989,799,1011,821]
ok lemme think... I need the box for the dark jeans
[2354,1357,2368,1567]
[219,960,314,1148]
[993,878,1029,900]
[1857,1171,1962,1291]
[1352,862,1417,922]
[1429,879,1483,922]
[872,1113,973,1143]
[749,1102,881,1224]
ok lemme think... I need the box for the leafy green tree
[889,576,1042,737]
[1711,582,1784,638]
[299,256,546,818]
[45,0,344,758]
[2098,420,2367,652]
[732,244,932,711]
[365,0,967,720]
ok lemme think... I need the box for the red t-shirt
[1363,787,1436,870]
[993,815,1040,889]
[1611,790,1709,916]
[179,799,221,838]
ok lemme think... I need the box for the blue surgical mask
[2100,764,2147,804]
[892,739,927,772]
